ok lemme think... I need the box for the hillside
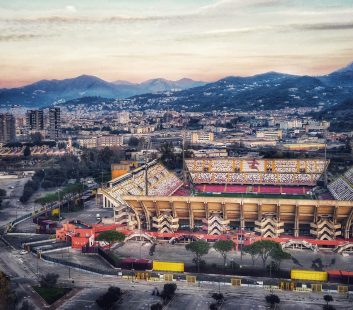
[1,62,353,111]
[127,70,352,111]
[312,98,353,132]
[0,75,205,108]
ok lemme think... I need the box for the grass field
[35,183,85,205]
[33,286,71,305]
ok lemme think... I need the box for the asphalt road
[1,238,353,310]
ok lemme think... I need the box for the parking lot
[61,198,113,225]
[114,241,353,272]
[167,292,214,310]
[57,288,104,310]
[119,289,163,310]
[46,248,113,270]
[56,283,353,310]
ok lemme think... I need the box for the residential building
[187,131,214,144]
[97,135,123,148]
[256,129,283,140]
[26,109,44,131]
[77,135,123,149]
[0,113,16,144]
[49,107,61,140]
[116,111,130,124]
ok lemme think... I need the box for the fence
[41,253,120,276]
[8,203,58,231]
[82,245,121,268]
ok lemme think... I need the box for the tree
[270,247,291,269]
[211,293,224,303]
[40,273,59,288]
[19,300,35,310]
[0,188,6,209]
[185,240,210,272]
[96,286,121,309]
[242,243,258,265]
[265,294,280,309]
[96,230,125,248]
[312,258,324,271]
[244,240,281,268]
[57,142,67,149]
[323,295,333,306]
[151,303,163,310]
[213,240,233,268]
[323,306,336,310]
[0,272,16,309]
[128,136,139,147]
[23,146,31,157]
[30,132,43,145]
[160,141,177,169]
[160,283,177,301]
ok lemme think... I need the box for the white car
[19,250,28,255]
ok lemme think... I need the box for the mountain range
[0,76,205,108]
[126,63,353,112]
[0,62,352,111]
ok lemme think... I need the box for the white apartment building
[187,131,215,144]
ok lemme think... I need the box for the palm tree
[323,306,336,310]
[265,294,280,309]
[323,295,334,310]
[323,295,333,305]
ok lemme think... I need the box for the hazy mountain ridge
[0,62,352,111]
[0,75,206,108]
[127,66,353,111]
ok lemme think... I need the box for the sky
[0,0,353,87]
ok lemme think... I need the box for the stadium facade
[100,158,353,244]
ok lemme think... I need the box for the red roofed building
[56,221,123,248]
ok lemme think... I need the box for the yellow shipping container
[291,270,327,282]
[153,261,184,272]
[51,208,59,216]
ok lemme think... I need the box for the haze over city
[1,0,353,87]
[1,1,353,310]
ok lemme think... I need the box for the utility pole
[145,140,149,196]
[57,190,61,221]
[324,131,328,187]
[139,219,142,259]
[182,129,187,185]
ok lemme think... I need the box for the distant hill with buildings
[0,62,352,112]
[0,75,205,108]
[311,98,353,132]
[125,63,353,112]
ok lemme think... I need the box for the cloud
[65,5,77,13]
[293,22,353,31]
[178,21,353,41]
[4,14,184,24]
[198,0,233,11]
[204,26,274,35]
[0,34,46,42]
[198,0,280,12]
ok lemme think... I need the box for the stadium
[100,158,353,251]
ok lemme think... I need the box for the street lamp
[36,250,42,275]
[56,189,61,220]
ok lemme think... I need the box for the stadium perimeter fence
[82,245,121,268]
[41,253,120,276]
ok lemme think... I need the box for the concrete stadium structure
[100,159,353,246]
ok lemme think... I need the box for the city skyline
[1,0,353,87]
